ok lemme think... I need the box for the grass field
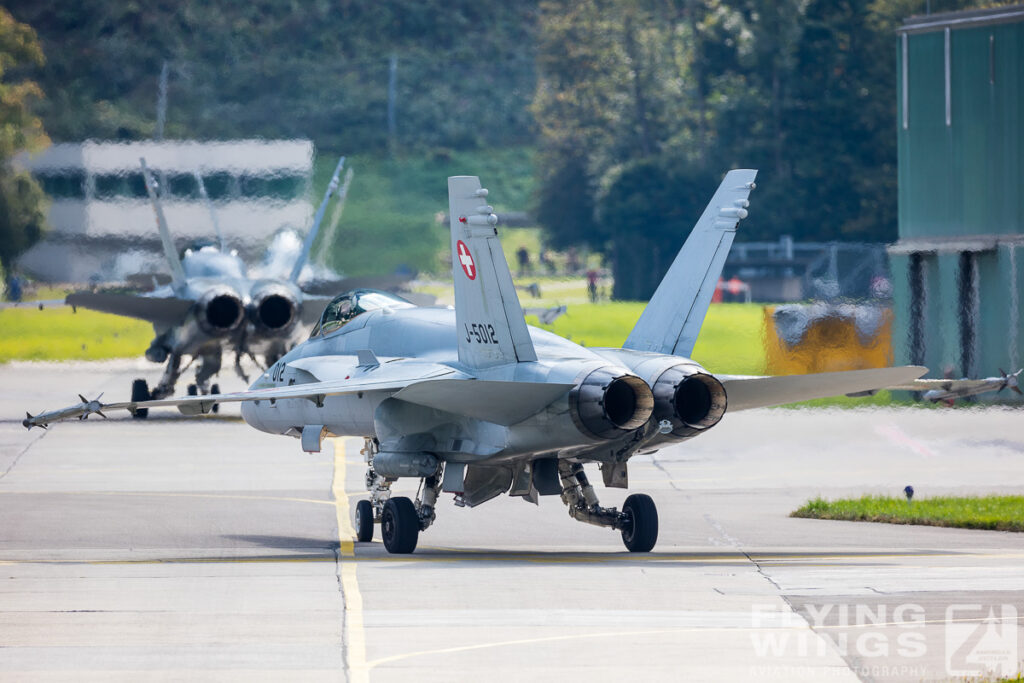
[530,301,768,376]
[0,307,151,362]
[792,495,1024,532]
[0,298,764,373]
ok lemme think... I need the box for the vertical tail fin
[623,169,757,357]
[194,169,227,252]
[289,156,346,283]
[315,167,354,267]
[448,176,536,368]
[140,157,187,289]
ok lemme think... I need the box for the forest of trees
[3,0,1005,294]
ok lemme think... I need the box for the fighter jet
[64,156,350,413]
[27,171,943,554]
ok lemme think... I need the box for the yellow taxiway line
[331,438,370,683]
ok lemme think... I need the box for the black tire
[621,493,658,553]
[187,384,198,396]
[354,500,374,543]
[210,384,220,414]
[381,497,419,554]
[131,379,150,419]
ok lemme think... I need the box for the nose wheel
[354,499,374,542]
[130,379,150,419]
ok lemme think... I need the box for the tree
[532,0,747,298]
[0,8,47,279]
[598,156,718,298]
[4,0,541,151]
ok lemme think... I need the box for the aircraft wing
[23,358,572,429]
[716,366,928,412]
[24,360,459,428]
[66,291,194,326]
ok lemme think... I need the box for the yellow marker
[331,438,369,683]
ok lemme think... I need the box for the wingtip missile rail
[23,394,108,430]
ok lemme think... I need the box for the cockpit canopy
[310,289,415,337]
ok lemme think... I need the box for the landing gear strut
[357,438,442,554]
[558,461,659,552]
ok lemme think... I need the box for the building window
[36,171,86,199]
[94,172,147,199]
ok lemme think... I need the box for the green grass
[792,495,1024,532]
[0,307,151,362]
[312,147,536,277]
[528,301,766,375]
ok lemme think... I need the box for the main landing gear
[558,461,659,552]
[130,350,223,419]
[355,438,441,554]
[351,439,657,555]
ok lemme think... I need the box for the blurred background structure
[17,140,313,282]
[889,6,1024,386]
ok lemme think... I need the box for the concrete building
[889,6,1024,397]
[16,140,314,282]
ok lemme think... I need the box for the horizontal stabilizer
[719,366,927,412]
[394,380,574,426]
[66,292,193,326]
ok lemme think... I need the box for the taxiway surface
[1,360,1022,681]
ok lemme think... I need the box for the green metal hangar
[889,5,1024,399]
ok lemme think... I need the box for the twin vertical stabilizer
[448,176,537,369]
[140,157,187,290]
[623,169,758,357]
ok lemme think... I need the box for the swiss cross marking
[456,240,476,280]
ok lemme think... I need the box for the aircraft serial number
[465,323,499,345]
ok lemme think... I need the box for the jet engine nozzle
[196,286,245,337]
[652,366,727,437]
[570,367,654,440]
[249,283,299,336]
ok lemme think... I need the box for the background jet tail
[448,176,537,368]
[194,169,227,252]
[140,157,187,289]
[623,169,758,357]
[288,155,346,283]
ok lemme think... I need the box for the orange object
[764,305,894,375]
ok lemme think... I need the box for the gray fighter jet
[27,171,936,554]
[64,156,349,413]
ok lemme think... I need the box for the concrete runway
[1,360,1022,682]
